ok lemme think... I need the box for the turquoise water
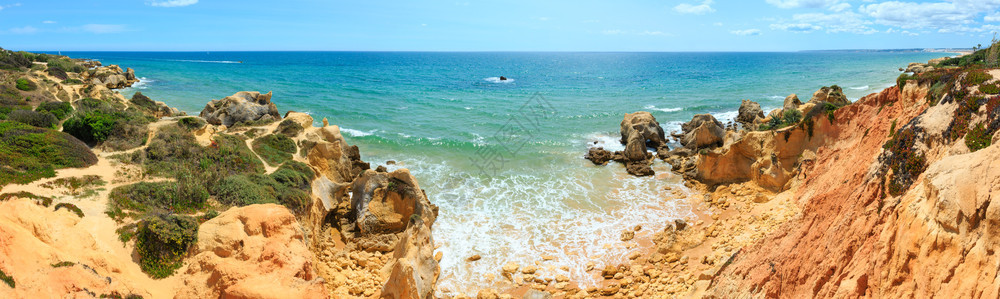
[58,51,951,293]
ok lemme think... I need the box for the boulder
[736,100,765,129]
[619,111,667,148]
[782,94,801,111]
[350,169,437,236]
[177,204,327,298]
[199,91,281,127]
[585,147,614,165]
[680,114,726,150]
[84,64,139,89]
[623,132,654,176]
[808,86,850,106]
[381,218,440,299]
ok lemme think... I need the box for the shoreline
[2,47,997,298]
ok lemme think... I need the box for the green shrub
[135,214,197,279]
[63,100,153,150]
[271,161,315,190]
[881,125,927,196]
[897,73,917,88]
[965,122,992,152]
[63,110,117,144]
[8,109,58,128]
[762,109,803,131]
[15,78,36,91]
[62,78,85,85]
[0,47,31,70]
[212,175,278,206]
[197,210,219,223]
[980,83,1000,94]
[116,222,138,243]
[36,101,73,120]
[0,121,97,185]
[54,203,84,217]
[0,191,53,207]
[107,180,209,220]
[51,261,75,268]
[177,117,206,131]
[962,70,993,86]
[0,268,13,288]
[45,57,85,73]
[129,92,158,111]
[47,66,68,80]
[274,119,304,137]
[251,134,296,166]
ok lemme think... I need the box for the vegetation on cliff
[0,121,97,185]
[135,213,198,279]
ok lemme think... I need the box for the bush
[881,125,927,196]
[274,119,304,137]
[129,92,158,111]
[980,83,1000,95]
[135,214,198,279]
[63,100,154,150]
[54,203,84,217]
[51,261,75,268]
[271,161,315,190]
[0,268,13,288]
[211,175,278,206]
[107,180,209,220]
[251,134,296,166]
[962,70,993,86]
[0,47,31,70]
[36,101,73,120]
[62,78,85,85]
[965,122,992,152]
[0,121,97,185]
[8,109,58,128]
[0,191,53,207]
[15,78,36,91]
[177,117,206,131]
[762,109,803,131]
[46,66,68,80]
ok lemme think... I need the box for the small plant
[15,78,36,91]
[762,109,803,131]
[0,268,13,288]
[274,119,304,137]
[962,70,993,86]
[197,210,219,223]
[0,191,53,207]
[176,117,206,130]
[51,261,75,268]
[54,203,84,217]
[36,101,73,120]
[965,122,992,152]
[889,119,897,137]
[62,78,85,85]
[117,223,138,243]
[251,134,297,166]
[135,214,198,279]
[980,83,1000,95]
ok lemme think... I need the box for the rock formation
[81,64,139,89]
[381,218,440,299]
[736,100,764,130]
[176,204,327,298]
[808,85,850,106]
[782,93,801,111]
[619,111,667,148]
[586,111,666,176]
[679,114,726,150]
[199,91,281,127]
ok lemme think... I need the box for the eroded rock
[199,91,281,127]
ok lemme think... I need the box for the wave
[582,132,625,151]
[483,77,514,83]
[128,77,153,90]
[643,105,682,113]
[849,85,869,90]
[341,128,377,137]
[712,110,739,124]
[166,59,242,64]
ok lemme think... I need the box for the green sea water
[58,51,952,293]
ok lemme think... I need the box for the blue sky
[1,0,999,51]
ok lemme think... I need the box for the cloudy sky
[1,0,998,51]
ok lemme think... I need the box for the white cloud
[674,0,715,15]
[42,20,56,24]
[0,2,21,11]
[791,12,876,34]
[859,0,1000,30]
[147,0,198,7]
[730,29,762,36]
[766,0,840,9]
[81,24,129,34]
[770,23,822,32]
[601,29,669,36]
[828,3,851,12]
[987,12,1000,22]
[9,25,36,34]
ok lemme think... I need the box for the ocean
[53,51,952,293]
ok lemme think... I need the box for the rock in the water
[782,94,801,111]
[736,100,765,129]
[585,147,614,165]
[620,111,667,148]
[177,204,327,298]
[680,114,726,150]
[199,91,281,127]
[624,132,654,176]
[808,85,850,106]
[381,218,440,299]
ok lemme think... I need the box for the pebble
[467,254,482,262]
